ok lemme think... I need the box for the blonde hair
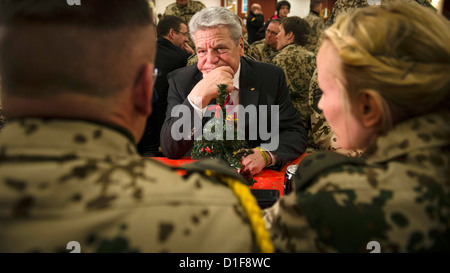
[323,2,450,133]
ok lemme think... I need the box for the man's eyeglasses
[265,30,279,36]
[175,30,189,37]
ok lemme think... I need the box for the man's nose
[206,50,219,64]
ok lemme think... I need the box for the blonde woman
[264,2,450,253]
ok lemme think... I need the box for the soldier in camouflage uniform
[270,16,316,129]
[304,0,325,54]
[0,0,272,253]
[164,0,206,49]
[264,3,450,252]
[326,0,436,27]
[247,19,280,63]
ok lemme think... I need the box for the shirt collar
[233,62,241,90]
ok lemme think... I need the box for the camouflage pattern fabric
[327,0,436,27]
[247,39,278,64]
[0,119,260,253]
[263,111,450,252]
[304,11,325,54]
[270,44,316,129]
[305,69,363,157]
[163,0,206,26]
[164,0,206,49]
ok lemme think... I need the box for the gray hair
[189,7,242,45]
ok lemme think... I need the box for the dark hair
[270,18,282,25]
[281,16,310,46]
[157,15,186,37]
[0,0,153,28]
[276,1,291,13]
[0,0,155,97]
[310,0,322,11]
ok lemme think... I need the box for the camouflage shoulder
[186,54,198,66]
[294,151,367,192]
[192,0,207,9]
[251,39,265,46]
[267,50,281,63]
[244,53,257,61]
[163,3,176,15]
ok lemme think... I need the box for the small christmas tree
[191,84,254,184]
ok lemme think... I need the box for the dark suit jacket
[160,57,307,170]
[137,37,191,156]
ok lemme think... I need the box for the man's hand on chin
[188,66,234,108]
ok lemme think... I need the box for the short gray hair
[189,7,242,45]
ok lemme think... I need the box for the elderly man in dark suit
[160,7,307,176]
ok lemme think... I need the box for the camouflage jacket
[327,0,436,27]
[305,68,363,157]
[0,119,263,253]
[264,111,450,252]
[270,44,316,128]
[304,11,325,54]
[247,39,278,64]
[163,0,206,26]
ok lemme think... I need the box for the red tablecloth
[152,154,307,197]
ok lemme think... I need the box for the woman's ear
[356,90,382,128]
[286,31,294,43]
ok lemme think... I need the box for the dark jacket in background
[138,37,191,156]
[247,11,264,44]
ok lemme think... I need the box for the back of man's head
[157,15,185,37]
[0,0,155,99]
[281,16,310,46]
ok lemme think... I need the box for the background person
[246,3,264,44]
[264,2,450,253]
[255,1,291,41]
[270,16,316,129]
[304,0,325,54]
[247,19,281,63]
[163,0,206,48]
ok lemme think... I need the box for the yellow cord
[205,170,275,253]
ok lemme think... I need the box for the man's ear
[239,36,245,57]
[286,31,294,43]
[133,63,154,117]
[168,28,176,40]
[356,90,382,128]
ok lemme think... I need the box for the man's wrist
[255,147,271,167]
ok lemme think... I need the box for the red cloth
[151,154,307,197]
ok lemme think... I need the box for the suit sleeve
[160,71,202,159]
